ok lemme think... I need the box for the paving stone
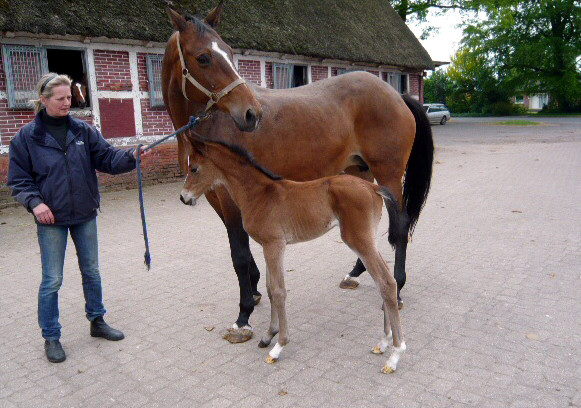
[1,117,580,407]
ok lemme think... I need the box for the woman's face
[41,84,71,117]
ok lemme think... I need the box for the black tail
[401,94,434,237]
[377,186,408,250]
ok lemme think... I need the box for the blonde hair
[30,72,72,113]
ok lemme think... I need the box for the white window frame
[146,54,165,108]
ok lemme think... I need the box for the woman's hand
[33,203,55,224]
[133,146,149,160]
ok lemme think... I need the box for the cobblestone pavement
[1,117,580,407]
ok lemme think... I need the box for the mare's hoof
[258,339,269,348]
[265,355,277,364]
[381,365,395,374]
[253,295,262,305]
[398,299,404,310]
[339,275,360,289]
[371,345,384,355]
[223,327,253,343]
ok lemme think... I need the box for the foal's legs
[359,250,406,373]
[260,242,289,363]
[258,264,279,348]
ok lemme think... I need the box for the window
[2,45,48,109]
[273,63,292,89]
[146,54,164,107]
[386,72,408,94]
[47,48,90,109]
[515,95,524,104]
[2,45,90,109]
[273,63,307,89]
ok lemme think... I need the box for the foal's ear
[167,7,188,31]
[204,1,224,28]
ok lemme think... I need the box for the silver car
[423,103,451,125]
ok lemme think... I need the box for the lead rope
[136,115,201,269]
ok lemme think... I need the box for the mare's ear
[167,7,188,31]
[204,2,224,28]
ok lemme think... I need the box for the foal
[183,136,407,373]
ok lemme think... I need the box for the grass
[490,120,541,126]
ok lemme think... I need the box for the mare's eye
[191,167,199,174]
[196,54,211,66]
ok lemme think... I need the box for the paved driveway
[1,117,580,407]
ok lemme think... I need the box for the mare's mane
[191,134,283,181]
[184,15,209,33]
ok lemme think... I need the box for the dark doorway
[46,48,90,108]
[292,65,307,87]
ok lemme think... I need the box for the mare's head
[71,80,88,109]
[166,4,262,131]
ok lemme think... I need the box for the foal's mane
[191,134,283,181]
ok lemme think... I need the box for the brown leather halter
[176,32,246,112]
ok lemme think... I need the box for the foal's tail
[401,94,434,237]
[376,186,408,250]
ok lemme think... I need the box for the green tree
[424,69,452,104]
[445,47,517,114]
[463,0,581,111]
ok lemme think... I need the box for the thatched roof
[0,0,434,70]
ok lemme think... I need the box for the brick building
[0,0,434,207]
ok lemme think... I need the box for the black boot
[44,340,66,363]
[90,316,125,341]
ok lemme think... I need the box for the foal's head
[180,138,221,206]
[179,136,282,206]
[166,4,262,131]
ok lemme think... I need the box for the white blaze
[75,83,85,103]
[211,41,241,79]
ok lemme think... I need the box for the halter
[176,32,246,112]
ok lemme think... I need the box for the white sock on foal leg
[372,328,393,354]
[382,342,406,374]
[266,342,283,364]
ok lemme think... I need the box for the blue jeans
[37,217,106,340]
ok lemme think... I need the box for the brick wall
[238,60,261,85]
[409,74,420,97]
[93,50,132,91]
[311,66,328,82]
[140,100,173,137]
[137,53,150,92]
[265,62,274,88]
[136,53,174,137]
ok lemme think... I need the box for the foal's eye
[191,167,199,174]
[196,54,211,66]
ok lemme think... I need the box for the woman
[8,73,147,363]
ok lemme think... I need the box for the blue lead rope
[136,115,201,269]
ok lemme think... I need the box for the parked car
[423,103,451,125]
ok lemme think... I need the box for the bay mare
[183,135,408,373]
[163,5,434,343]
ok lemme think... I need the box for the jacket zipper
[64,145,75,219]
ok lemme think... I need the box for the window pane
[146,54,164,108]
[2,45,48,109]
[274,63,293,89]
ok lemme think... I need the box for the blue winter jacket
[8,112,137,226]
